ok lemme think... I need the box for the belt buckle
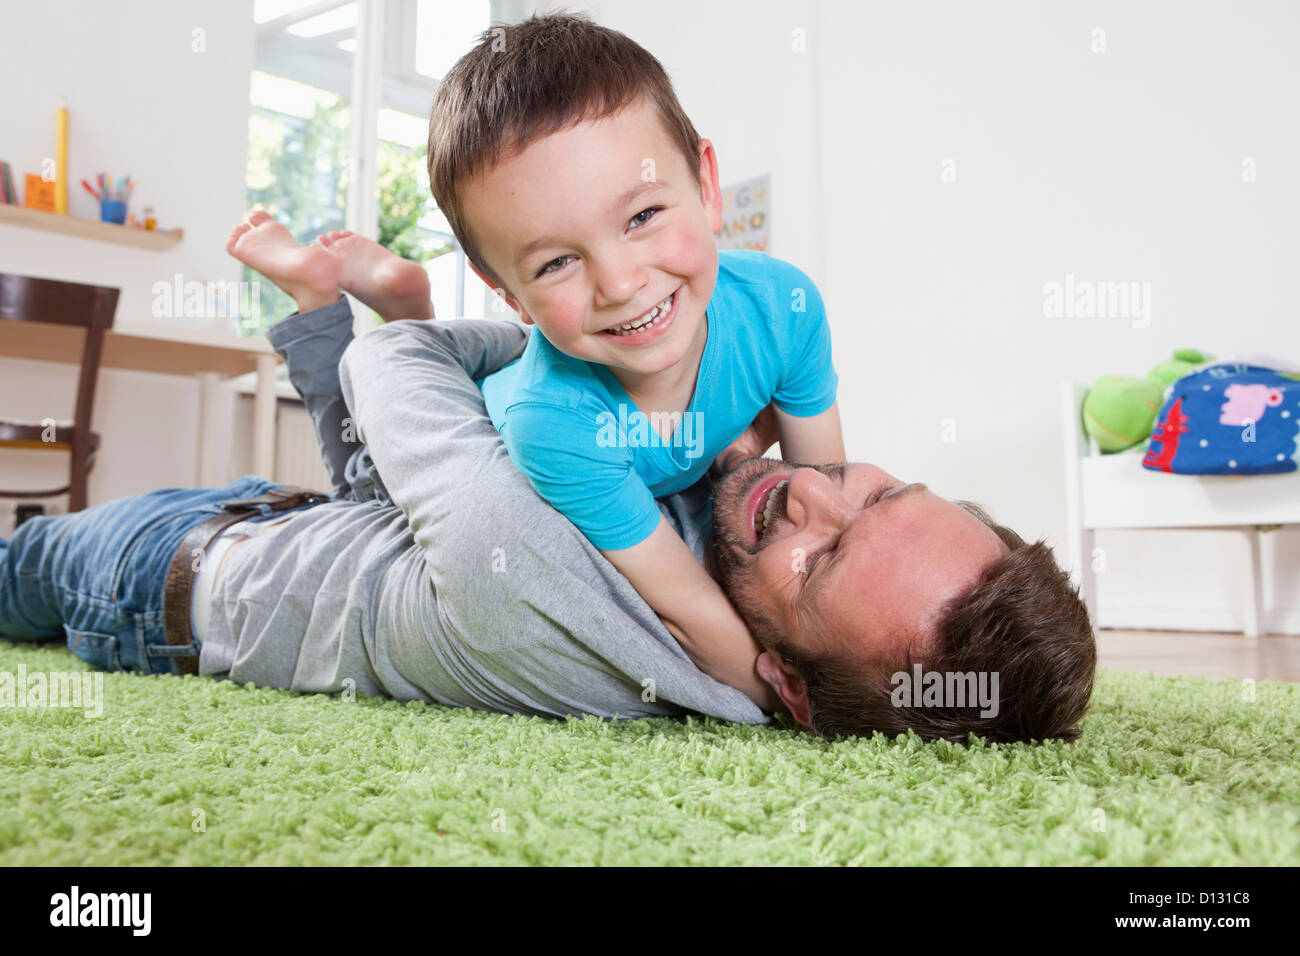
[218,487,329,513]
[217,494,274,511]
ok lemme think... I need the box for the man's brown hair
[426,9,704,294]
[766,502,1097,744]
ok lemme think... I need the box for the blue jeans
[0,476,307,676]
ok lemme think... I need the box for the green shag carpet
[2,638,1297,865]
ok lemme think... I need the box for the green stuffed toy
[1082,349,1214,452]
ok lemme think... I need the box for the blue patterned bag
[1143,362,1300,475]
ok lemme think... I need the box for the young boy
[232,13,841,709]
[420,12,846,708]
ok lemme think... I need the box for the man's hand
[712,402,780,475]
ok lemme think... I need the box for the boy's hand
[713,402,780,474]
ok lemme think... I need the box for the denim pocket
[64,627,122,672]
[108,506,219,605]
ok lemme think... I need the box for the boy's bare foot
[226,211,342,314]
[316,230,435,322]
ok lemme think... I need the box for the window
[241,0,498,335]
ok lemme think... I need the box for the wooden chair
[0,274,119,513]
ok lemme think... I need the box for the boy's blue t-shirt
[476,249,838,551]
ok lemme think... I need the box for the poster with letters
[716,173,769,251]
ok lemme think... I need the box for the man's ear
[467,261,531,325]
[756,651,812,727]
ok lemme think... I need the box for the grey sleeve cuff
[264,294,352,364]
[264,295,359,498]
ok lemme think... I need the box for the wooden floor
[1097,629,1300,682]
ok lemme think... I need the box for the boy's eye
[630,206,663,228]
[533,207,664,277]
[536,256,572,277]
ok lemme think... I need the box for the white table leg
[252,355,278,479]
[1079,528,1098,625]
[194,372,231,487]
[1061,381,1098,626]
[1242,528,1264,637]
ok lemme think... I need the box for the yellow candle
[55,100,68,215]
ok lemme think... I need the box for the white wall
[3,0,1295,633]
[0,0,255,534]
[559,0,1300,632]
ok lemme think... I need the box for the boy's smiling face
[459,96,724,389]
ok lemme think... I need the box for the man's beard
[710,457,845,636]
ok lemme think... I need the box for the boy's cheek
[531,315,595,352]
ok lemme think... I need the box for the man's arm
[337,317,769,723]
[336,316,531,543]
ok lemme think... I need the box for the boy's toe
[248,209,273,226]
[225,223,251,252]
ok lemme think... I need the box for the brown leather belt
[162,485,330,675]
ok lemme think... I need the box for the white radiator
[273,402,334,491]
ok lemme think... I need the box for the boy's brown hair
[426,10,704,295]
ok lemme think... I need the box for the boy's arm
[774,401,846,465]
[601,520,782,713]
[768,257,842,465]
[711,399,845,475]
[336,316,533,542]
[338,318,531,485]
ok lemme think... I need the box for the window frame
[253,0,517,328]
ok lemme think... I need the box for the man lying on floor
[0,233,1096,744]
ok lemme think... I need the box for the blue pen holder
[100,199,127,224]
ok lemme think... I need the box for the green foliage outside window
[240,97,453,335]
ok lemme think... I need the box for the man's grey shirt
[199,297,767,725]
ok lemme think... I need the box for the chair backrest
[0,273,119,445]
